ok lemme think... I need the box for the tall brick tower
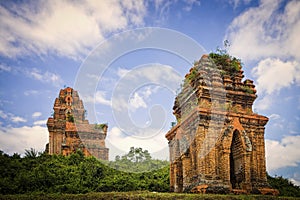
[166,55,277,194]
[46,87,109,160]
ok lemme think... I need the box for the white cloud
[269,113,280,120]
[0,62,63,87]
[11,116,27,123]
[0,64,11,72]
[86,73,99,81]
[290,178,300,186]
[82,90,111,106]
[251,58,300,110]
[0,110,8,119]
[107,126,168,159]
[26,68,63,87]
[266,135,300,171]
[252,58,300,95]
[226,0,300,62]
[0,125,48,155]
[290,173,300,186]
[24,90,39,96]
[117,68,130,78]
[182,0,201,12]
[228,0,251,9]
[129,92,147,110]
[254,96,270,111]
[0,0,147,59]
[128,85,160,111]
[0,110,27,123]
[33,119,47,126]
[112,65,181,112]
[32,112,42,118]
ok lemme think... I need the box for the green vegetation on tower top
[208,52,241,77]
[185,41,243,86]
[208,41,242,78]
[94,123,108,130]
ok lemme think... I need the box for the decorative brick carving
[46,87,108,160]
[166,55,278,195]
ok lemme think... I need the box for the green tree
[267,173,300,197]
[24,148,39,158]
[109,147,168,173]
[0,148,170,194]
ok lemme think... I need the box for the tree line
[0,147,300,197]
[0,147,169,194]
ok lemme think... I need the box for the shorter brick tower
[166,55,278,195]
[47,87,108,160]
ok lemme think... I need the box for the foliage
[186,67,198,83]
[109,147,169,173]
[1,191,299,200]
[208,40,241,78]
[67,114,74,122]
[0,148,169,195]
[267,174,300,197]
[24,148,40,158]
[1,148,299,197]
[241,86,254,94]
[94,123,108,130]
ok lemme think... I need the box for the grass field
[0,191,299,200]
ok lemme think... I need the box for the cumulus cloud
[113,65,181,112]
[0,110,28,124]
[266,135,300,171]
[26,68,63,87]
[0,110,8,119]
[32,112,42,118]
[128,85,161,111]
[129,92,147,110]
[0,0,147,59]
[252,58,300,95]
[252,58,300,110]
[226,0,300,62]
[82,90,111,106]
[0,62,63,87]
[290,173,300,186]
[107,126,168,160]
[11,116,27,123]
[226,0,300,111]
[33,119,47,126]
[0,125,48,155]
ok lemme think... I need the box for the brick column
[222,148,231,188]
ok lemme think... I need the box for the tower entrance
[230,130,244,189]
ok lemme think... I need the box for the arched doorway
[230,130,245,189]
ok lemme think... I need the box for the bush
[267,174,300,197]
[0,148,170,194]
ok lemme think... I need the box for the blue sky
[0,0,300,184]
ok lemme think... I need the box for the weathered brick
[166,55,278,195]
[46,87,109,160]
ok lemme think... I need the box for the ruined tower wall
[166,55,278,195]
[46,87,109,160]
